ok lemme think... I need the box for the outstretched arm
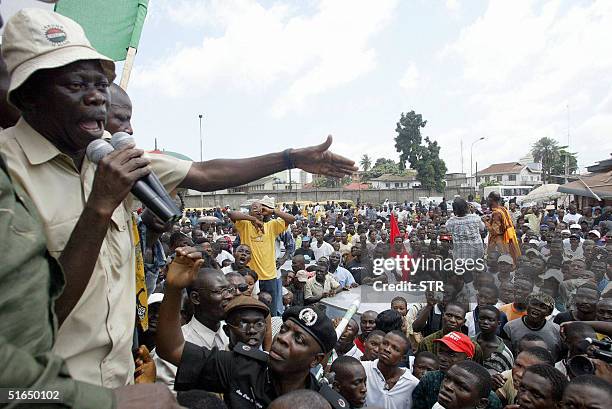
[156,247,203,367]
[180,136,357,192]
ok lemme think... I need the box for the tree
[479,180,501,189]
[394,111,447,191]
[362,157,405,180]
[551,149,578,182]
[531,137,560,184]
[312,175,352,188]
[360,154,372,171]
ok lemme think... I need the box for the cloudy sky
[3,0,612,175]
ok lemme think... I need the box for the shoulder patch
[318,384,350,409]
[232,342,268,362]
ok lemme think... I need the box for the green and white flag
[55,0,148,61]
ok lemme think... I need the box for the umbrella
[197,216,222,224]
[522,184,566,203]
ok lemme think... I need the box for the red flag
[390,211,400,244]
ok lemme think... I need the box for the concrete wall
[183,187,475,209]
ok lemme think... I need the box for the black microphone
[109,132,183,223]
[110,133,173,199]
[86,139,182,223]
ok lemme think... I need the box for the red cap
[434,331,475,358]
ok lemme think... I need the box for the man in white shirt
[153,269,232,390]
[332,318,363,360]
[563,205,582,225]
[313,229,335,260]
[362,331,419,409]
[329,251,357,288]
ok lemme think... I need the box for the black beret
[282,305,337,354]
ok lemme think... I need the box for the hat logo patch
[298,308,318,326]
[338,399,346,408]
[45,26,67,45]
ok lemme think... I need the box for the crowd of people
[1,4,612,409]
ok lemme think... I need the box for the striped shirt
[471,334,514,373]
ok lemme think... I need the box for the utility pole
[470,137,485,188]
[565,104,570,184]
[460,138,464,174]
[199,114,204,208]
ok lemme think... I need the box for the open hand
[291,135,357,178]
[166,246,203,290]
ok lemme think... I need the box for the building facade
[477,162,541,186]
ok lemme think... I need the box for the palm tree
[360,154,372,171]
[532,137,561,184]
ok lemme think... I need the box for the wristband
[283,149,295,169]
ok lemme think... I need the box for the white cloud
[445,0,460,12]
[133,0,398,117]
[437,0,612,171]
[399,62,419,91]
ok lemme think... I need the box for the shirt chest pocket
[106,204,133,268]
[44,204,133,266]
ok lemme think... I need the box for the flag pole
[120,47,137,90]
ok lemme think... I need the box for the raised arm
[156,247,204,367]
[261,206,296,225]
[180,136,357,192]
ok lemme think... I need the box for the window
[395,182,401,187]
[496,175,502,182]
[386,182,390,188]
[508,174,516,181]
[485,176,490,182]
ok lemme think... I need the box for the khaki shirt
[304,274,340,299]
[0,118,191,387]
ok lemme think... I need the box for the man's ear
[189,290,200,306]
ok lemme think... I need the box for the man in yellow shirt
[230,197,295,315]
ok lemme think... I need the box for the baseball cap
[570,233,581,239]
[545,205,555,210]
[588,230,601,239]
[295,270,309,283]
[282,306,337,353]
[433,331,475,358]
[525,248,541,257]
[527,292,555,310]
[147,292,164,305]
[497,254,514,265]
[561,229,571,235]
[224,295,270,317]
[570,224,581,230]
[2,9,116,106]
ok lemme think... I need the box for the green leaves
[394,111,447,191]
[531,137,578,183]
